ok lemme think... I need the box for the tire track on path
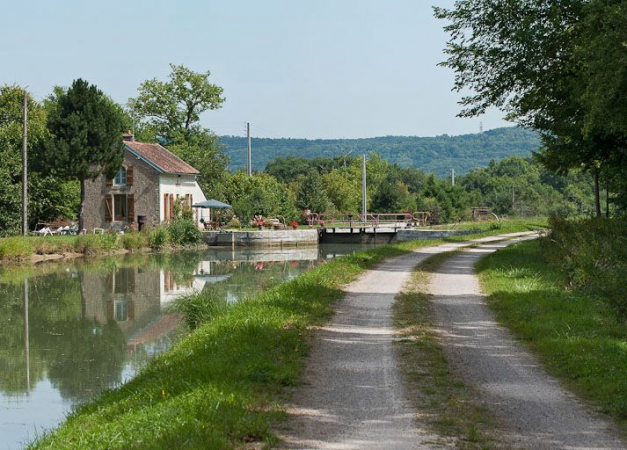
[430,239,625,450]
[278,233,534,450]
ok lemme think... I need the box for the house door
[114,195,127,221]
[113,194,135,223]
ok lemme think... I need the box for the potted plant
[290,220,299,230]
[252,215,265,230]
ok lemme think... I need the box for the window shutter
[127,194,135,223]
[169,194,174,220]
[104,197,113,222]
[106,177,113,187]
[107,300,114,321]
[163,194,168,223]
[126,166,134,186]
[128,269,136,293]
[106,273,114,292]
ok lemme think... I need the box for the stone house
[83,133,208,231]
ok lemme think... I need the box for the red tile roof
[124,141,199,175]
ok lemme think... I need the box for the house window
[114,195,127,221]
[114,269,129,294]
[114,300,128,321]
[114,167,127,186]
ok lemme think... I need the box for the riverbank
[0,220,203,264]
[1,219,546,265]
[28,220,544,449]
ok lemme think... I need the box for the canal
[0,244,374,449]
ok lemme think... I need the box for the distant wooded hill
[219,127,540,178]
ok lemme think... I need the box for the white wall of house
[159,270,207,305]
[159,174,208,227]
[159,261,213,305]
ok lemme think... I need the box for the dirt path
[278,233,534,449]
[429,240,625,450]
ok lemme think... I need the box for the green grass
[477,238,627,427]
[431,217,547,232]
[394,252,507,449]
[0,236,33,259]
[543,217,627,314]
[28,219,543,449]
[30,245,411,449]
[0,222,203,262]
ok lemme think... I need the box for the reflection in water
[0,244,374,449]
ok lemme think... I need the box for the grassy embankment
[0,220,203,262]
[29,219,544,449]
[476,218,627,428]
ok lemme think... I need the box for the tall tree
[45,79,126,230]
[433,1,614,216]
[129,65,229,199]
[227,172,297,223]
[128,64,225,143]
[295,169,331,213]
[0,85,80,235]
[577,0,627,212]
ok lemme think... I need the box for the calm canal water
[0,244,374,449]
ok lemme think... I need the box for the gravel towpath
[278,233,534,449]
[430,239,626,450]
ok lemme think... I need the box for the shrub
[167,218,202,246]
[148,226,169,248]
[74,232,120,255]
[544,216,627,314]
[98,231,119,251]
[227,217,241,228]
[167,222,185,245]
[120,231,147,250]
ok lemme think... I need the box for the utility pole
[451,168,455,187]
[362,155,367,224]
[246,122,252,176]
[22,90,28,236]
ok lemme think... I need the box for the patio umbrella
[192,199,232,224]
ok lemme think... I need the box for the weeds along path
[430,240,626,450]
[278,232,535,450]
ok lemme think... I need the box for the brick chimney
[122,130,135,142]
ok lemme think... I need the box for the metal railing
[306,212,430,229]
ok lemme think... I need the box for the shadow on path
[430,245,625,450]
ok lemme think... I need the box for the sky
[1,1,512,139]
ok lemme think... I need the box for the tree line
[219,127,540,177]
[0,55,608,236]
[250,153,595,224]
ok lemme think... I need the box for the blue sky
[1,1,511,139]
